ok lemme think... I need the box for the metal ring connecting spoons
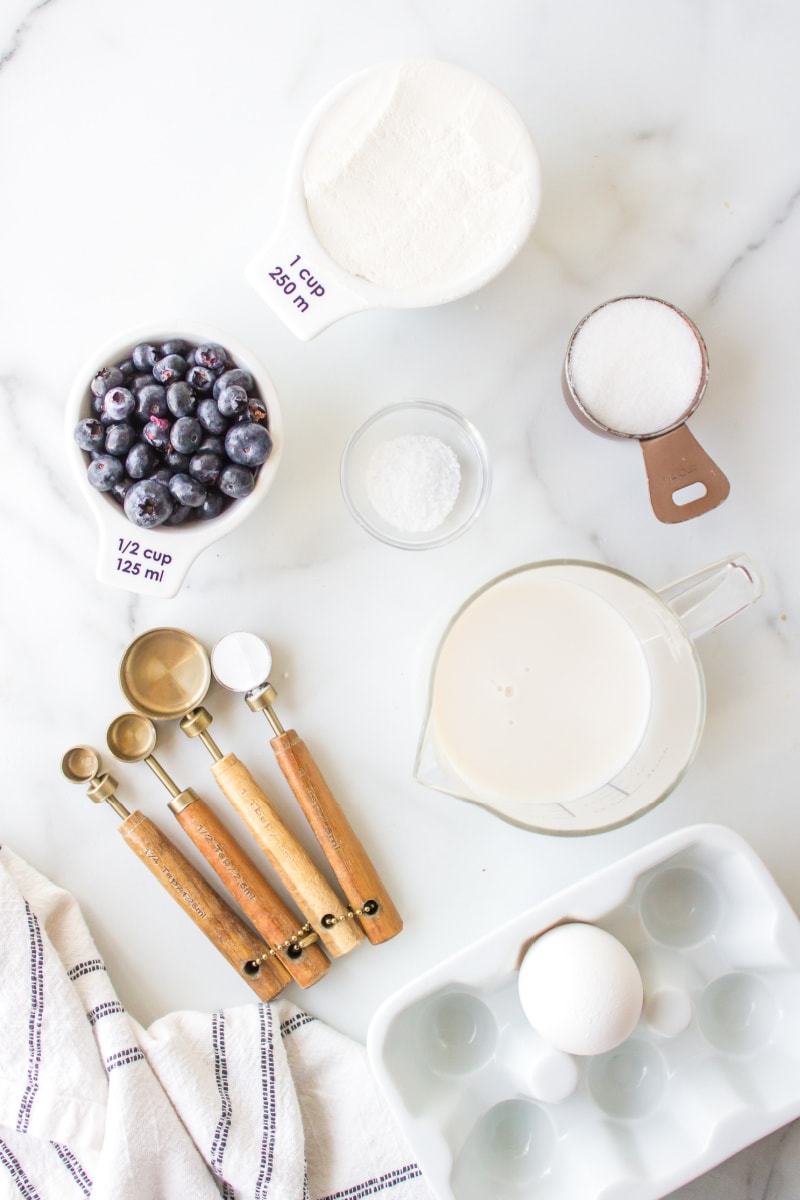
[211,631,403,944]
[105,714,329,987]
[61,741,288,1000]
[118,628,362,957]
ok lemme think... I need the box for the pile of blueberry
[73,338,273,528]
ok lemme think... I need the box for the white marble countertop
[3,0,800,1196]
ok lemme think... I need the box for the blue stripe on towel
[51,1142,93,1196]
[210,1010,235,1200]
[256,1003,277,1197]
[0,1136,43,1199]
[104,1047,146,1072]
[317,1164,426,1200]
[16,902,44,1134]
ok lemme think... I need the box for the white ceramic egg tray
[367,824,800,1200]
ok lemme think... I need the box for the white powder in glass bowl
[366,434,461,532]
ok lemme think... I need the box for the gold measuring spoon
[105,714,329,989]
[210,631,403,944]
[119,628,363,958]
[60,744,288,1000]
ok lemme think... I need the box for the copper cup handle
[640,424,730,524]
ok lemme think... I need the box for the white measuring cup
[65,322,283,598]
[246,60,541,340]
[414,554,763,834]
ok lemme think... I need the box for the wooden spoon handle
[270,730,403,944]
[173,796,330,988]
[119,810,289,1000]
[210,753,363,958]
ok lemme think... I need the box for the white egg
[518,922,644,1056]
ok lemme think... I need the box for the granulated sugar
[302,61,538,292]
[567,297,705,436]
[366,434,461,532]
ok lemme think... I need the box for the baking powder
[366,434,461,533]
[302,61,539,291]
[567,297,705,436]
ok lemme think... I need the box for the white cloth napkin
[0,845,434,1200]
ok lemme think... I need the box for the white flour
[302,61,539,292]
[567,297,705,436]
[366,434,461,532]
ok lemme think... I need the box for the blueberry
[161,338,190,357]
[105,422,137,456]
[166,503,193,526]
[169,472,207,507]
[213,368,253,399]
[197,490,227,520]
[87,454,125,492]
[91,393,108,421]
[132,343,158,371]
[218,463,255,499]
[123,479,174,528]
[194,343,228,372]
[151,466,174,485]
[90,366,124,397]
[74,417,107,453]
[247,398,269,425]
[186,364,214,394]
[217,384,249,417]
[197,397,229,435]
[103,386,136,422]
[153,353,187,384]
[136,384,168,422]
[198,434,224,455]
[165,448,190,472]
[166,380,196,418]
[170,415,204,455]
[142,417,171,452]
[188,450,222,486]
[132,372,156,393]
[111,477,134,504]
[225,422,273,466]
[126,441,160,480]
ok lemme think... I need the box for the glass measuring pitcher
[414,555,763,834]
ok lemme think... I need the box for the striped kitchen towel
[0,846,432,1200]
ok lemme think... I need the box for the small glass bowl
[340,400,491,550]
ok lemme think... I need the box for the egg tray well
[367,824,800,1200]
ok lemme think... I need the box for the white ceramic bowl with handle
[65,321,283,598]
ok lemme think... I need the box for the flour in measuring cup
[302,61,538,291]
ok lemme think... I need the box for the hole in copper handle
[640,425,730,524]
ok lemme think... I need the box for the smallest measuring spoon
[563,296,730,524]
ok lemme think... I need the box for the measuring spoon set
[61,627,402,1001]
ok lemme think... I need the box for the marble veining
[3,1,800,1195]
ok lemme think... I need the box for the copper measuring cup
[562,296,730,524]
[118,627,363,958]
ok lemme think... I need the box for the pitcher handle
[656,554,764,640]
